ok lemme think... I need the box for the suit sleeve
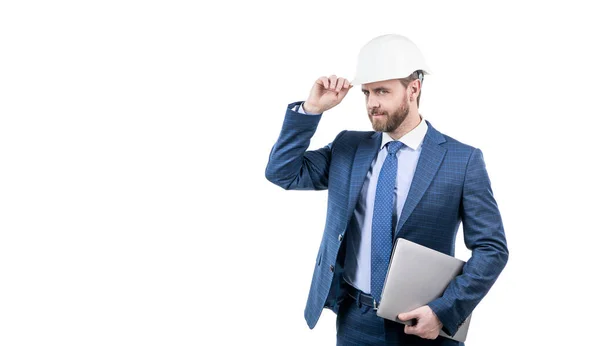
[427,148,509,336]
[265,101,346,190]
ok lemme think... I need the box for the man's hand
[397,305,443,340]
[303,75,352,114]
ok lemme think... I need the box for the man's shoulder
[337,130,376,142]
[329,130,376,154]
[328,129,375,146]
[441,133,476,151]
[432,126,478,157]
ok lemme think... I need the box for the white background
[1,1,599,345]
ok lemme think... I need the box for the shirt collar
[380,115,428,151]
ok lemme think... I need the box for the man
[265,34,508,345]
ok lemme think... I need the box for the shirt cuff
[296,102,322,116]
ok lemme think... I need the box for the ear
[410,79,421,101]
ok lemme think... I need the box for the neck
[387,109,422,140]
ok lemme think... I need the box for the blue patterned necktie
[371,140,404,304]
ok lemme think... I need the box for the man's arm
[266,76,352,190]
[265,101,345,190]
[427,148,510,336]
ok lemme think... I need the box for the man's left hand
[397,305,443,340]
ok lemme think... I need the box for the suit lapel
[395,121,447,238]
[346,132,381,222]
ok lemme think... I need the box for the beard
[369,93,409,133]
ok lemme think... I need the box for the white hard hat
[351,34,432,86]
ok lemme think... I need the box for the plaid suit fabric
[265,101,508,341]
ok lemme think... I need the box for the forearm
[265,101,331,190]
[428,239,508,336]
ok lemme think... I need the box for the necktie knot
[386,141,404,155]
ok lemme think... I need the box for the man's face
[361,79,409,133]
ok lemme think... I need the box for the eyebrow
[361,87,389,93]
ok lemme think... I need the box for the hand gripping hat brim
[351,34,432,86]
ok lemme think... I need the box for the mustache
[369,111,386,116]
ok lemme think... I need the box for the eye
[378,90,388,94]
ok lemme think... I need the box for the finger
[335,78,346,92]
[335,78,344,92]
[398,311,419,322]
[318,76,329,90]
[337,85,350,99]
[404,324,418,335]
[328,75,337,90]
[318,76,329,89]
[343,79,350,89]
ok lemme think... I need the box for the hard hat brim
[351,69,432,86]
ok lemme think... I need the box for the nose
[367,95,379,110]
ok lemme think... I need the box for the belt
[345,282,380,310]
[344,281,417,326]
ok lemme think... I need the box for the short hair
[398,70,424,107]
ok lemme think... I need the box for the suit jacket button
[338,234,343,241]
[329,265,334,272]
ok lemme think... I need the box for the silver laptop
[376,238,472,342]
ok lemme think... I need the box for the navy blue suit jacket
[265,101,509,337]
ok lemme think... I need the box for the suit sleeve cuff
[291,101,322,116]
[428,297,461,337]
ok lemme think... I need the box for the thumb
[397,310,419,322]
[337,85,351,99]
[338,88,350,100]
